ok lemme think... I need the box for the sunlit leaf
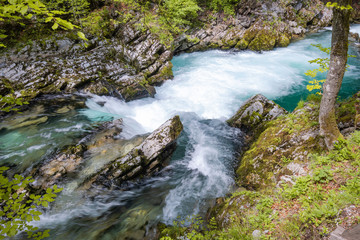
[51,22,58,30]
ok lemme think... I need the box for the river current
[1,25,360,239]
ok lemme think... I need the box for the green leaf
[77,31,88,41]
[20,5,28,15]
[56,18,74,30]
[45,16,53,23]
[9,227,17,237]
[12,193,18,199]
[41,201,48,207]
[51,10,66,15]
[52,22,59,30]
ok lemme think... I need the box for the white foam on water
[351,24,360,35]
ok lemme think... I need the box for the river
[1,25,360,239]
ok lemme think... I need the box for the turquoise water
[275,26,360,110]
[0,97,97,171]
[171,25,360,112]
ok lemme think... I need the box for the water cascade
[1,26,360,239]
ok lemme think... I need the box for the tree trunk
[319,0,351,149]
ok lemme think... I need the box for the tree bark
[319,0,351,149]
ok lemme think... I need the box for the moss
[147,62,174,86]
[234,39,249,50]
[248,30,277,51]
[159,62,173,78]
[242,27,259,43]
[336,96,357,124]
[0,78,14,96]
[236,102,324,190]
[170,115,184,139]
[209,42,220,49]
[222,39,237,49]
[277,34,291,47]
[122,86,138,99]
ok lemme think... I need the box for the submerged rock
[227,94,287,143]
[31,144,87,190]
[82,115,183,190]
[29,118,124,190]
[29,118,149,191]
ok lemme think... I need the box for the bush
[0,167,62,239]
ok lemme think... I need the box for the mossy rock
[227,94,287,141]
[236,102,325,190]
[242,27,259,43]
[147,62,174,86]
[235,39,249,50]
[277,34,291,47]
[336,91,360,132]
[0,78,14,96]
[120,82,155,102]
[209,42,220,49]
[221,39,238,49]
[248,30,277,51]
[209,188,256,229]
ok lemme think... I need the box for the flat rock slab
[342,224,360,240]
[330,225,360,240]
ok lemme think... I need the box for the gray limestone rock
[81,115,183,190]
[227,94,287,141]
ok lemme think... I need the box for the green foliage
[0,93,29,112]
[0,0,87,47]
[306,93,322,103]
[160,0,201,28]
[282,176,311,200]
[326,2,353,11]
[305,44,356,94]
[208,0,241,15]
[0,167,63,239]
[81,7,112,38]
[296,99,305,109]
[281,156,292,164]
[42,0,89,17]
[305,44,330,94]
[109,0,201,47]
[279,132,360,229]
[312,166,333,183]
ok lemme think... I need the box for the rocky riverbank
[159,93,360,239]
[213,93,360,239]
[3,0,358,111]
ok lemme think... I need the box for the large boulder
[81,115,183,190]
[227,94,287,143]
[236,100,325,190]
